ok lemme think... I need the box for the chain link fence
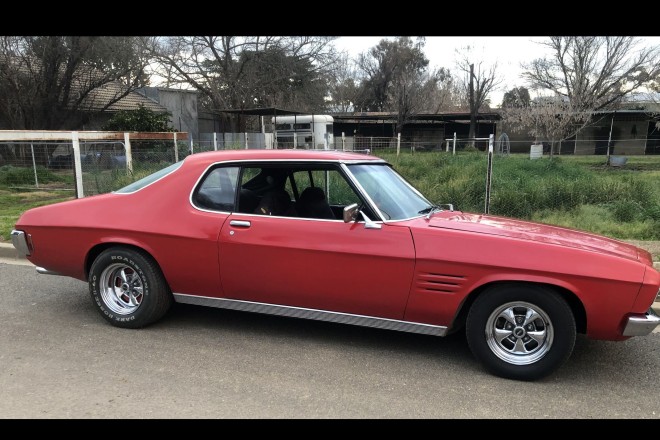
[0,132,187,196]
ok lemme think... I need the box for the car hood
[426,212,641,262]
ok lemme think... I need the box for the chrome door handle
[229,220,251,227]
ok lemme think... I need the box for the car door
[217,164,416,320]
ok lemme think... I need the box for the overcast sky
[331,36,660,107]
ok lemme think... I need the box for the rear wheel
[89,247,172,328]
[466,284,576,381]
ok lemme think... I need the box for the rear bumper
[10,230,30,257]
[622,308,660,337]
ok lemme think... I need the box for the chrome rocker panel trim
[173,293,448,337]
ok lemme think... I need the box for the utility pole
[469,64,476,149]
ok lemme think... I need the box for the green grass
[0,164,73,187]
[379,151,660,240]
[2,153,660,243]
[0,189,74,241]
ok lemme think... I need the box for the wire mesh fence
[1,132,659,237]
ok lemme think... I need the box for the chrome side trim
[622,308,660,336]
[11,230,30,256]
[173,294,448,337]
[35,267,63,276]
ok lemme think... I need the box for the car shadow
[164,302,477,368]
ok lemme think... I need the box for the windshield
[347,164,433,220]
[114,161,183,194]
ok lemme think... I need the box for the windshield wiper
[418,205,442,219]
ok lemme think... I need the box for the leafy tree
[102,104,173,132]
[0,36,149,130]
[143,36,339,132]
[355,37,441,133]
[501,86,531,108]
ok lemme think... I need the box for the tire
[466,283,576,381]
[89,247,172,329]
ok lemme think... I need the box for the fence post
[213,132,218,151]
[174,132,179,162]
[485,134,494,214]
[30,143,39,188]
[190,135,194,154]
[453,132,457,156]
[124,132,133,175]
[397,133,401,156]
[342,132,345,151]
[245,132,249,149]
[71,131,84,198]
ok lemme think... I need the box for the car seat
[254,188,292,216]
[297,187,335,219]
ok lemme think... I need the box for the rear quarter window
[114,161,184,194]
[192,166,240,212]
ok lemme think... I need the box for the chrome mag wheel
[99,263,144,315]
[485,301,554,365]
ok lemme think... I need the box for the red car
[11,149,660,381]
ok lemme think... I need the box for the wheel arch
[451,280,587,335]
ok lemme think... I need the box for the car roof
[183,149,387,166]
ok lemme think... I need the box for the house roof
[0,55,168,114]
[83,82,168,113]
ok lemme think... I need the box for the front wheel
[466,284,576,381]
[89,247,172,329]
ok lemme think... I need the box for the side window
[238,166,293,216]
[293,168,363,221]
[327,170,361,207]
[285,170,309,195]
[193,166,239,212]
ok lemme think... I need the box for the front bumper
[622,308,660,336]
[10,230,30,257]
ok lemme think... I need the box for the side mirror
[343,203,381,230]
[343,203,359,223]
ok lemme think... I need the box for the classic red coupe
[11,149,660,381]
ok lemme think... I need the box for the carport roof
[212,107,305,116]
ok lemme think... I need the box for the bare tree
[456,46,502,147]
[143,36,339,131]
[326,52,360,113]
[502,96,591,157]
[504,37,660,158]
[421,67,462,113]
[523,36,660,112]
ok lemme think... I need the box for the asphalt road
[2,260,660,419]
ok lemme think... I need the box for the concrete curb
[1,241,659,270]
[0,242,24,261]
